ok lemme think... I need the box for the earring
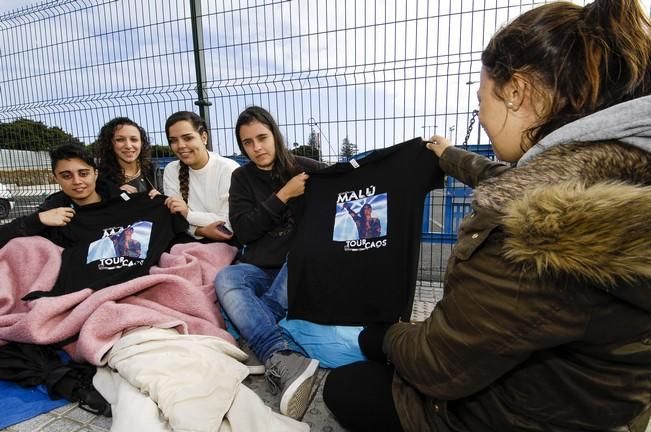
[506,101,514,109]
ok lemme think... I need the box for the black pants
[323,361,404,432]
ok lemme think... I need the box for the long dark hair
[164,111,208,202]
[360,203,373,222]
[235,106,298,186]
[481,0,651,151]
[95,117,153,185]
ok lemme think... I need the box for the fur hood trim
[474,141,651,285]
[502,181,651,285]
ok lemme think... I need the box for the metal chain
[461,109,479,149]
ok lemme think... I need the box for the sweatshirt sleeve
[228,168,288,244]
[163,162,180,198]
[0,213,48,249]
[439,146,510,188]
[383,231,591,400]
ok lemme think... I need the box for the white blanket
[96,327,309,432]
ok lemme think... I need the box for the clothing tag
[120,192,130,201]
[349,159,360,168]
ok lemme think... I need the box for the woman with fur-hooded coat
[323,1,651,431]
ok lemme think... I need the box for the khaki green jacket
[385,144,651,432]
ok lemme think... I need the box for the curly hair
[481,0,651,152]
[95,117,154,185]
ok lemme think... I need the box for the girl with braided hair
[163,111,239,241]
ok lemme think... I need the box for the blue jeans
[215,262,301,362]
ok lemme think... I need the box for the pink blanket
[0,237,238,365]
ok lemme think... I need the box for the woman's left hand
[195,221,233,241]
[148,188,161,199]
[425,134,452,157]
[164,196,189,217]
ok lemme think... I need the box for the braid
[165,111,208,203]
[179,162,190,202]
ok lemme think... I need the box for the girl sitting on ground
[163,111,239,242]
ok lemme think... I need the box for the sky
[1,0,650,160]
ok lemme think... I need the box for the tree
[150,144,175,157]
[307,129,320,150]
[292,145,321,161]
[0,118,84,151]
[340,137,357,160]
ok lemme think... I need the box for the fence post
[190,0,213,151]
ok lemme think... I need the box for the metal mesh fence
[0,0,590,281]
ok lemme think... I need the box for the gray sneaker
[264,351,319,419]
